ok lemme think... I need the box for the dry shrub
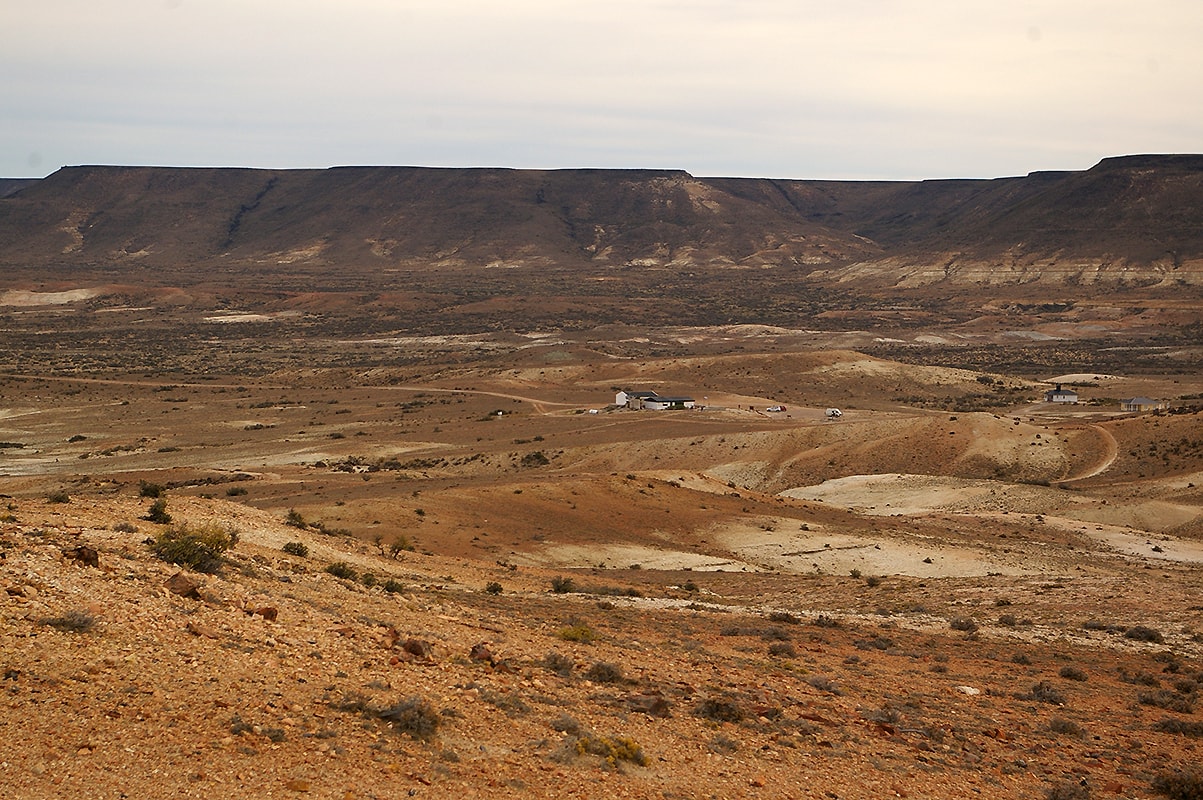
[41,609,96,633]
[148,522,235,573]
[694,694,745,724]
[378,695,440,740]
[584,661,624,683]
[1152,768,1203,800]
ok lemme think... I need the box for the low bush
[144,498,172,524]
[584,661,625,683]
[325,561,358,580]
[484,581,503,595]
[281,541,309,558]
[148,522,235,573]
[1152,767,1203,800]
[1153,718,1203,737]
[1125,625,1165,643]
[950,616,979,633]
[1045,781,1091,800]
[378,695,440,741]
[768,642,797,658]
[1059,665,1088,682]
[139,481,165,498]
[574,735,648,768]
[40,609,97,633]
[541,651,575,677]
[1048,717,1086,737]
[767,611,801,625]
[557,623,596,643]
[805,675,842,695]
[1020,681,1067,705]
[550,576,577,594]
[694,694,745,724]
[1139,690,1195,714]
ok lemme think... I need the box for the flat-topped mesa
[1,156,1201,286]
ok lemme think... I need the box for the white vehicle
[825,408,843,419]
[765,405,786,413]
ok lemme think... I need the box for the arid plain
[2,159,1203,799]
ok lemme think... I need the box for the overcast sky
[5,0,1201,180]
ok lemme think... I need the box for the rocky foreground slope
[3,491,1202,800]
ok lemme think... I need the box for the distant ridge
[2,156,1201,287]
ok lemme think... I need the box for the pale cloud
[3,0,1201,178]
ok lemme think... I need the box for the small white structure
[825,408,843,419]
[642,396,695,411]
[616,390,660,409]
[1044,384,1078,404]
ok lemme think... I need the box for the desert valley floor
[2,296,1203,799]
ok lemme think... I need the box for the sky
[4,0,1202,180]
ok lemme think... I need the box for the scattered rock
[469,642,496,665]
[954,685,981,696]
[64,545,99,568]
[284,778,311,792]
[626,693,672,717]
[402,638,435,662]
[165,572,203,599]
[186,620,221,639]
[255,606,278,621]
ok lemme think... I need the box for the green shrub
[225,485,248,497]
[389,536,415,556]
[285,508,307,529]
[144,498,172,524]
[383,579,405,594]
[574,734,648,768]
[148,522,235,573]
[557,623,596,643]
[139,481,165,498]
[281,541,309,558]
[325,561,357,580]
[361,572,377,588]
[485,581,503,595]
[551,576,577,594]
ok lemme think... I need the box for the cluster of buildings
[1043,383,1167,412]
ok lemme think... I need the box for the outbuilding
[1044,384,1078,404]
[1120,397,1166,412]
[641,396,695,410]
